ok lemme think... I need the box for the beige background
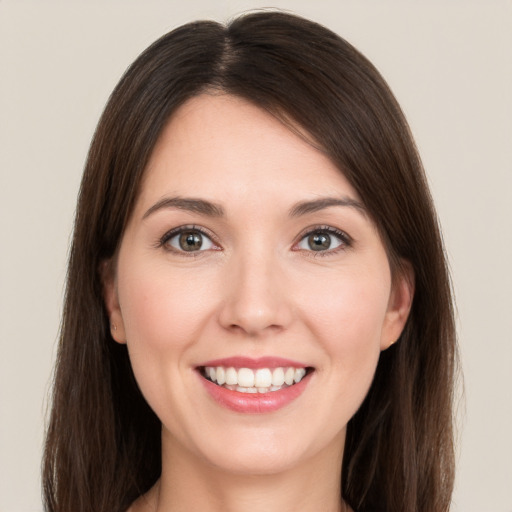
[1,1,511,511]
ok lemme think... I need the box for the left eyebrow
[289,196,367,218]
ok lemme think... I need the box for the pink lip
[196,361,313,414]
[199,356,308,369]
[199,376,310,413]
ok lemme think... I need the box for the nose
[218,251,293,337]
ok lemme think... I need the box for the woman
[43,11,457,512]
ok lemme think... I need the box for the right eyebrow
[142,196,225,220]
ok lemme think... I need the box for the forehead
[136,93,360,213]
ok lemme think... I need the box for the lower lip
[198,372,312,413]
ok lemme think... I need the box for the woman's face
[105,94,412,476]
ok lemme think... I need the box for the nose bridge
[219,243,291,335]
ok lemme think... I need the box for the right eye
[162,227,216,253]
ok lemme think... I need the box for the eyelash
[157,225,220,257]
[293,225,353,257]
[156,224,353,257]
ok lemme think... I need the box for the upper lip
[198,356,310,369]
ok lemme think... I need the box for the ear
[100,260,127,344]
[380,262,415,351]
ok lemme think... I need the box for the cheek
[115,259,222,428]
[305,266,390,341]
[300,267,390,390]
[119,262,214,350]
[116,260,218,407]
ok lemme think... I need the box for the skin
[104,94,413,512]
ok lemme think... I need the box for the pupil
[179,231,202,251]
[309,233,330,251]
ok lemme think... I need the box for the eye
[296,227,350,253]
[162,227,216,253]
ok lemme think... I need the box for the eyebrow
[289,197,367,217]
[143,197,225,219]
[143,195,366,220]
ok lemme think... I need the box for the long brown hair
[43,11,457,512]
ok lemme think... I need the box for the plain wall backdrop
[1,1,511,511]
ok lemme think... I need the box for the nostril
[217,275,293,335]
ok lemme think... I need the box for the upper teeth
[204,366,307,389]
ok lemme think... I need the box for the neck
[133,430,347,512]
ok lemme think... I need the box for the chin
[169,420,345,478]
[205,443,311,476]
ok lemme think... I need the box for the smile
[197,357,314,413]
[201,366,308,393]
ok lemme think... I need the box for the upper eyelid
[160,225,216,241]
[296,225,352,243]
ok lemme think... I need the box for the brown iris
[308,232,331,251]
[179,231,203,251]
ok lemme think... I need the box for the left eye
[165,229,215,252]
[297,230,346,252]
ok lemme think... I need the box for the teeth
[216,366,226,385]
[203,365,308,392]
[271,367,285,386]
[236,386,258,393]
[237,368,255,387]
[225,367,237,385]
[255,368,272,388]
[294,368,306,383]
[284,367,295,385]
